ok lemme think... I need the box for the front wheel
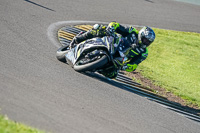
[56,45,70,62]
[74,55,108,72]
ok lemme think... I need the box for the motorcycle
[56,32,132,78]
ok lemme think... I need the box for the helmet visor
[142,37,151,47]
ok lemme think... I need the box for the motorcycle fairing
[65,38,110,67]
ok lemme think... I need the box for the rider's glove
[106,25,115,36]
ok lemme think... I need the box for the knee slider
[93,24,100,30]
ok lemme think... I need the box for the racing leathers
[73,22,148,79]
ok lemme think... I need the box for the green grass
[0,114,45,133]
[137,28,200,107]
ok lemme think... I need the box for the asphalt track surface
[0,0,200,133]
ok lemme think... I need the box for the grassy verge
[0,114,45,133]
[136,28,200,108]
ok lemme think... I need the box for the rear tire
[74,55,108,72]
[56,45,70,62]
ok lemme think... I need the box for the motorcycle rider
[70,22,156,78]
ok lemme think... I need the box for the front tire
[74,55,108,72]
[56,45,70,62]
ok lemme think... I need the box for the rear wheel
[56,45,70,62]
[74,55,108,72]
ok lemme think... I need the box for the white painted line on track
[47,22,60,48]
[47,20,143,48]
[47,20,106,48]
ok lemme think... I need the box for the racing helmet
[138,26,155,48]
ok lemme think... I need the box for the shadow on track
[82,71,200,123]
[24,0,55,12]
